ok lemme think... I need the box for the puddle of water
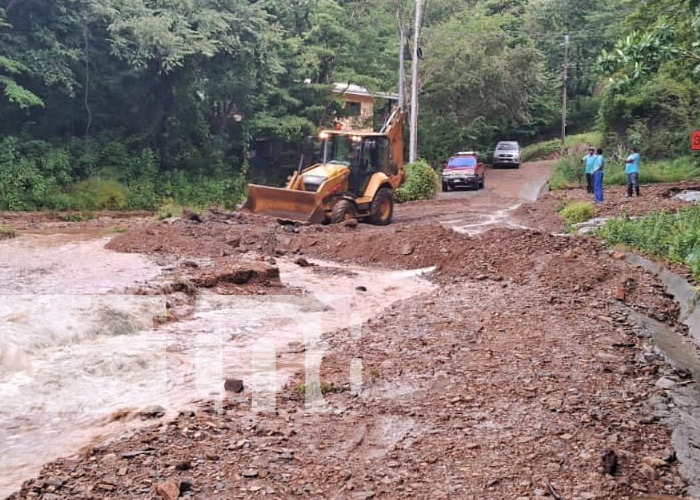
[443,204,528,236]
[0,234,435,497]
[675,190,700,203]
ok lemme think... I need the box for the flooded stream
[0,233,435,497]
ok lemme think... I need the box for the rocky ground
[3,172,699,500]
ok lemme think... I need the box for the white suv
[493,141,521,168]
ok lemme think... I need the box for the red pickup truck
[441,152,485,191]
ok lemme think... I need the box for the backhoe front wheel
[330,199,358,224]
[370,187,394,225]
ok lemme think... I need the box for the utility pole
[560,34,569,151]
[398,26,406,110]
[409,0,425,163]
[395,0,406,110]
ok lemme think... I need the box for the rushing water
[0,232,435,497]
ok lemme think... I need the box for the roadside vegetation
[1,0,700,210]
[0,225,17,239]
[522,132,602,163]
[395,160,439,203]
[599,205,700,280]
[559,201,596,230]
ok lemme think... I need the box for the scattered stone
[179,478,195,494]
[139,405,166,419]
[602,449,618,475]
[642,456,668,468]
[175,460,192,471]
[182,210,202,223]
[354,492,375,500]
[655,377,676,390]
[355,285,367,292]
[400,244,414,256]
[44,477,64,488]
[295,257,313,267]
[227,237,241,247]
[154,480,181,500]
[181,260,199,269]
[640,464,657,481]
[224,379,244,393]
[161,217,181,225]
[287,341,306,354]
[121,449,155,459]
[241,469,259,478]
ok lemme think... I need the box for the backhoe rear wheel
[370,187,394,225]
[330,199,358,224]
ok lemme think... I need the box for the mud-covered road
[2,163,699,500]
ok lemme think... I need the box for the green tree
[0,8,43,108]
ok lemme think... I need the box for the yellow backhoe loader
[243,109,404,225]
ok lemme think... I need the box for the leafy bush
[559,201,595,229]
[0,135,250,211]
[395,160,439,203]
[0,225,17,239]
[156,199,185,220]
[599,205,700,280]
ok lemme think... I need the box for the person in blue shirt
[582,146,596,194]
[625,147,641,197]
[592,148,605,203]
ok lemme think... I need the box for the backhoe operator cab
[243,109,405,225]
[308,132,398,195]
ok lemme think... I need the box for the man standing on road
[625,147,641,197]
[592,148,605,203]
[582,146,596,194]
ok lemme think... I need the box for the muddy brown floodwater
[2,162,699,500]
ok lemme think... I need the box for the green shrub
[0,135,249,212]
[72,179,129,210]
[395,160,439,203]
[0,225,17,239]
[156,199,185,220]
[599,205,700,280]
[559,201,595,229]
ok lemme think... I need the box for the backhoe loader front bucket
[242,184,327,224]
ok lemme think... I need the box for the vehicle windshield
[325,135,360,166]
[497,143,518,151]
[448,157,476,168]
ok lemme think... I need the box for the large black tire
[442,182,449,192]
[480,175,485,189]
[330,199,358,224]
[369,187,394,225]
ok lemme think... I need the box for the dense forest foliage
[0,0,697,210]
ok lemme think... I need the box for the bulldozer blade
[242,184,327,224]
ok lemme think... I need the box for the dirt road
[2,162,698,500]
